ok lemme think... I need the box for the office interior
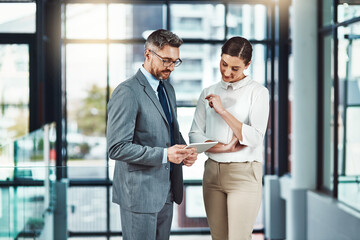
[0,0,360,239]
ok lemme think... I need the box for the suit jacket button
[166,143,170,147]
[165,166,169,170]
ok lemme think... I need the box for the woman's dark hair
[221,37,252,65]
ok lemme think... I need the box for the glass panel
[0,167,55,238]
[0,44,30,146]
[322,0,333,26]
[322,34,334,192]
[338,175,360,211]
[347,35,360,105]
[171,43,266,106]
[339,22,360,105]
[66,44,107,178]
[109,43,145,95]
[227,4,267,40]
[109,4,165,39]
[251,44,267,85]
[337,22,360,211]
[170,4,225,40]
[67,187,107,232]
[171,44,221,105]
[178,107,208,181]
[338,2,360,23]
[338,28,347,177]
[0,3,36,33]
[344,108,360,176]
[172,186,208,229]
[66,4,107,39]
[0,124,56,238]
[110,187,121,231]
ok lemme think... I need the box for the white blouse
[189,76,269,163]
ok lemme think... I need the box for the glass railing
[0,123,264,239]
[338,175,360,211]
[0,123,56,239]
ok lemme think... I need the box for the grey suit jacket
[107,70,186,213]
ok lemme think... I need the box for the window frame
[61,0,281,237]
[318,0,360,211]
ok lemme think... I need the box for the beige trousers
[203,159,262,240]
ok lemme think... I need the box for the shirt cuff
[162,148,168,164]
[239,123,264,147]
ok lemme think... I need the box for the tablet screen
[185,142,218,153]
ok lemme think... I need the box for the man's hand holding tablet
[184,142,218,153]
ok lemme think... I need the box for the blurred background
[1,0,360,240]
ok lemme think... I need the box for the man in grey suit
[107,29,198,240]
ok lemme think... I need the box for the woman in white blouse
[189,37,269,240]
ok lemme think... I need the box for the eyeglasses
[149,50,182,67]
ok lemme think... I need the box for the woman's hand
[223,136,246,152]
[205,94,244,142]
[205,136,245,153]
[205,94,225,115]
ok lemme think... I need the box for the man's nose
[167,64,175,71]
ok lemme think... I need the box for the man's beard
[153,69,171,80]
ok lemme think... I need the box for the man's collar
[140,65,160,92]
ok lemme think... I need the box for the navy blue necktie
[157,81,175,171]
[157,81,175,146]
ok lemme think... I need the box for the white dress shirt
[140,66,169,164]
[189,76,269,163]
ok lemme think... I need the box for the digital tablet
[185,142,218,153]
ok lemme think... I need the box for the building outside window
[62,1,269,237]
[0,3,36,146]
[320,0,360,212]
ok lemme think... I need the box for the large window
[65,4,166,177]
[337,22,360,210]
[0,3,36,33]
[0,44,30,145]
[0,2,36,146]
[319,0,360,211]
[63,1,272,238]
[65,43,107,178]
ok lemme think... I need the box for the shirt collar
[220,75,251,90]
[140,65,160,92]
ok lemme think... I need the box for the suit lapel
[135,70,169,125]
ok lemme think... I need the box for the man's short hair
[145,29,183,50]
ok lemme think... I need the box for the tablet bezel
[185,142,218,153]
